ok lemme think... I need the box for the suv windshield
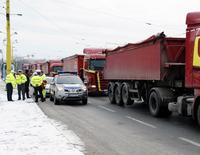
[56,75,83,84]
[46,77,53,84]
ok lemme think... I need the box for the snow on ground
[0,80,85,155]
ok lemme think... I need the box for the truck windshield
[89,59,105,70]
[52,66,63,72]
[56,76,83,84]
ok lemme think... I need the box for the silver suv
[49,74,88,105]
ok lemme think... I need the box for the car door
[50,77,56,97]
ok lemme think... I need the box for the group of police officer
[5,69,46,102]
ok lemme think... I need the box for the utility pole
[6,0,11,74]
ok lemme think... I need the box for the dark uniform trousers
[34,86,44,102]
[6,83,13,101]
[17,84,26,100]
[25,82,30,98]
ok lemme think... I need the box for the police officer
[5,70,16,101]
[41,71,47,100]
[31,71,44,102]
[41,71,46,81]
[16,70,27,100]
[24,69,30,98]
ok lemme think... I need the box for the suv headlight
[82,86,87,91]
[57,86,64,91]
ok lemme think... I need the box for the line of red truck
[22,48,108,95]
[23,12,200,126]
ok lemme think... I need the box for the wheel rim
[151,97,157,111]
[115,86,121,104]
[108,85,114,102]
[122,85,128,104]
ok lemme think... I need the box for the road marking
[126,116,157,128]
[98,105,116,113]
[179,137,200,147]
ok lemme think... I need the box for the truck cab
[83,48,108,94]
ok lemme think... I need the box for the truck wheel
[82,98,88,105]
[149,91,161,117]
[108,82,116,104]
[54,96,59,105]
[115,83,123,106]
[197,104,200,126]
[149,88,172,117]
[122,83,132,107]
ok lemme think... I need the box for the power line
[17,0,120,49]
[49,0,183,31]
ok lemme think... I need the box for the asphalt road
[38,97,200,155]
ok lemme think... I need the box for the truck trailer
[62,54,84,78]
[104,12,200,126]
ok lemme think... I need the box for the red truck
[22,63,31,71]
[30,63,43,72]
[104,12,200,126]
[41,60,63,76]
[83,48,108,94]
[62,49,108,94]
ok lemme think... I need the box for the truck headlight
[91,85,96,88]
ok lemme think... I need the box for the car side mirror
[84,81,87,85]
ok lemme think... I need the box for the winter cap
[35,69,41,73]
[33,72,37,75]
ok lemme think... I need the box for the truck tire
[114,82,123,106]
[54,96,59,105]
[108,82,116,104]
[121,82,132,107]
[197,104,200,126]
[149,88,172,117]
[149,91,161,117]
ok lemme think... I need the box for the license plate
[69,94,78,97]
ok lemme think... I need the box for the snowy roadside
[0,80,85,155]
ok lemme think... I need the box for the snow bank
[0,80,85,155]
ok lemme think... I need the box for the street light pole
[0,49,3,64]
[6,0,12,74]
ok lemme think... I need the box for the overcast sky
[0,0,200,60]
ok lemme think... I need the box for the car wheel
[82,98,88,105]
[50,94,54,101]
[54,95,59,105]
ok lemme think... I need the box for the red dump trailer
[62,54,84,77]
[104,12,200,126]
